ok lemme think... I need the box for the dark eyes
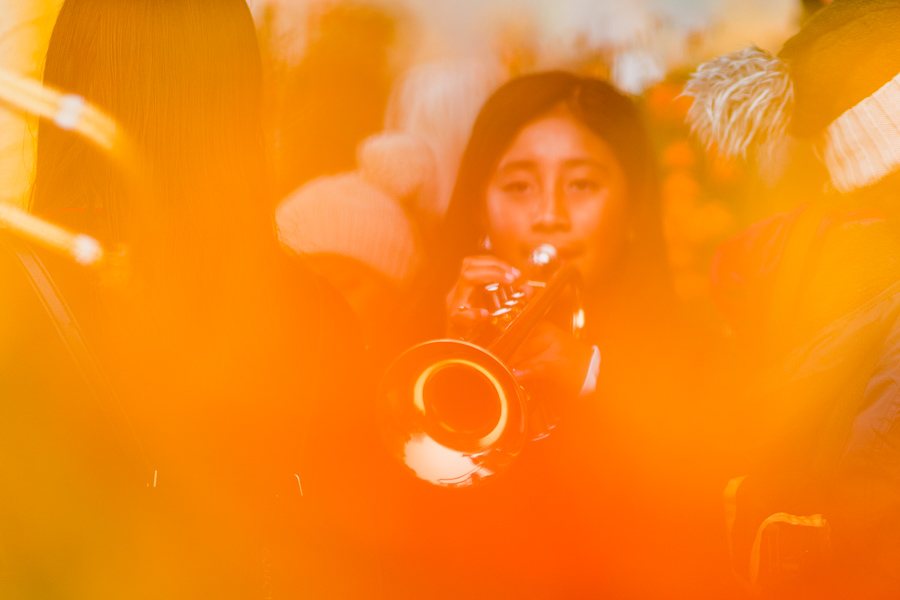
[568,178,601,193]
[498,177,602,195]
[501,180,533,194]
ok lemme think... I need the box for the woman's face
[484,110,630,284]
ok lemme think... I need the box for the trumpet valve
[489,306,515,330]
[483,282,508,311]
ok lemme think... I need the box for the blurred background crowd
[12,0,900,598]
[0,0,832,335]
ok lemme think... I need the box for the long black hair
[27,0,334,401]
[31,0,276,304]
[415,71,672,336]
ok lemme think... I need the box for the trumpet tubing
[377,246,584,488]
[0,202,104,266]
[0,68,118,152]
[0,67,140,276]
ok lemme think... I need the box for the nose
[531,186,571,233]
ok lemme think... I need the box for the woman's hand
[445,254,594,404]
[445,255,522,339]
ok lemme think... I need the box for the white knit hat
[275,132,432,286]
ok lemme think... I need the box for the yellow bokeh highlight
[0,0,63,207]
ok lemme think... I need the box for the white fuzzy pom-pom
[358,132,436,201]
[683,47,793,158]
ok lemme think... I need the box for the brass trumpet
[377,245,584,488]
[0,66,136,272]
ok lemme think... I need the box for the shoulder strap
[2,235,151,480]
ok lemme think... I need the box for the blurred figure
[384,60,504,237]
[277,131,429,349]
[373,71,732,599]
[278,57,503,349]
[276,2,397,197]
[687,0,900,596]
[644,77,746,332]
[0,0,369,597]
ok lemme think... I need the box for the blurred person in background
[276,59,502,356]
[687,0,900,596]
[383,59,504,239]
[0,0,371,597]
[275,2,397,197]
[277,131,429,353]
[354,71,735,599]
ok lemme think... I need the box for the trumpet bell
[377,339,526,488]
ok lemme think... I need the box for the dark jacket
[712,196,900,597]
[0,232,372,599]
